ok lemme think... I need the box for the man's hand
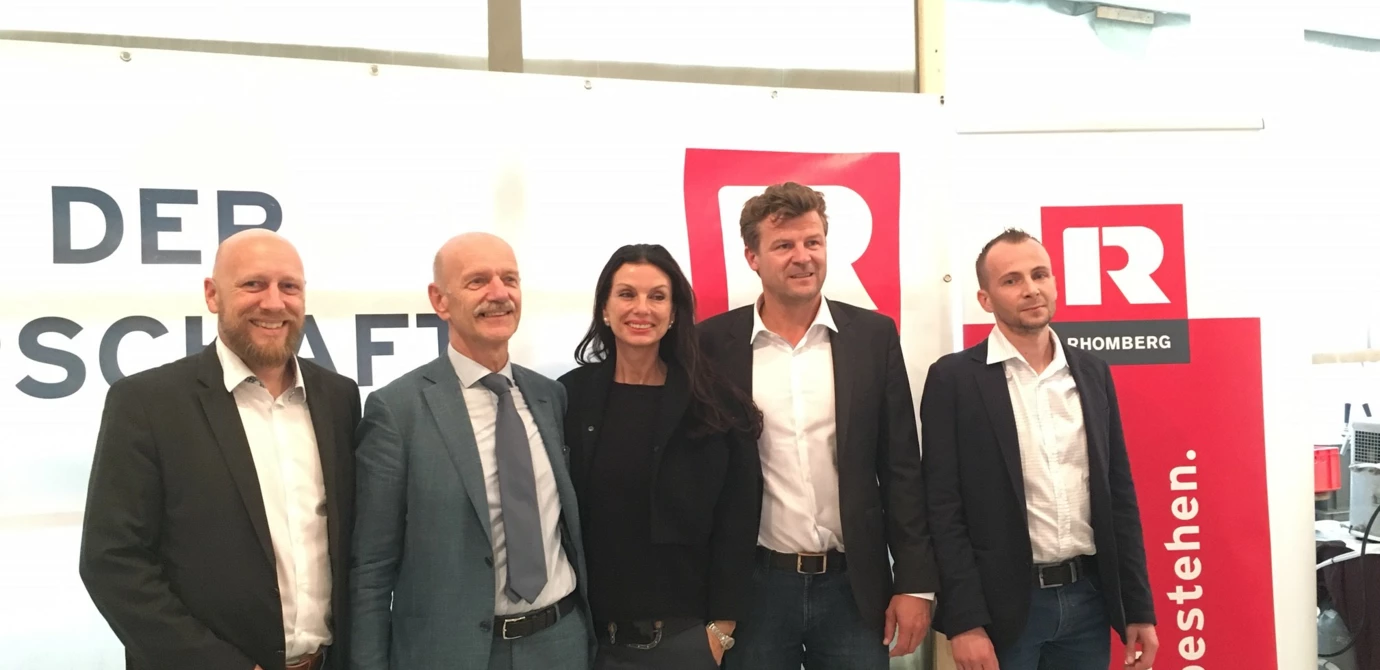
[950,628,999,670]
[1124,624,1159,670]
[883,594,932,657]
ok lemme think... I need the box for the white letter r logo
[1064,226,1170,306]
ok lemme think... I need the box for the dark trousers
[594,621,719,670]
[722,565,888,670]
[996,577,1111,670]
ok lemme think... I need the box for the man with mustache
[80,229,362,670]
[920,229,1158,670]
[351,232,593,670]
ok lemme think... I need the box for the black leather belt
[1033,555,1095,589]
[758,547,847,574]
[494,594,577,640]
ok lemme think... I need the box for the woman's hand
[706,621,736,665]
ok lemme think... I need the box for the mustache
[474,300,515,316]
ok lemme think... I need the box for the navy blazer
[697,299,939,633]
[919,337,1156,652]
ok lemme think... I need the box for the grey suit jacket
[349,355,592,669]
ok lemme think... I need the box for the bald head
[432,232,515,287]
[427,232,522,369]
[213,229,304,284]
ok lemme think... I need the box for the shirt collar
[216,338,305,395]
[750,295,838,344]
[447,344,515,389]
[985,324,1068,373]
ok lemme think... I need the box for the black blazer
[919,338,1156,652]
[697,300,939,632]
[557,357,761,619]
[79,343,361,670]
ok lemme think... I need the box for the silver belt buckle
[501,614,527,640]
[626,621,664,650]
[1037,559,1078,589]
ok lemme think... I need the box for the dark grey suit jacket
[79,343,360,670]
[349,355,592,669]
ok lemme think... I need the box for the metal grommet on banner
[370,64,379,76]
[584,80,592,90]
[943,274,952,283]
[770,90,778,99]
[119,51,131,62]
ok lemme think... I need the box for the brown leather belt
[284,648,325,670]
[758,547,847,574]
[494,593,578,640]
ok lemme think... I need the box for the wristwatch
[706,621,735,651]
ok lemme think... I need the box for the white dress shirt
[217,339,331,660]
[986,327,1097,564]
[750,298,844,555]
[447,346,577,616]
[750,298,934,602]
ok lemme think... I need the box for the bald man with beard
[79,230,362,670]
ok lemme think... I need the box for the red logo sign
[1042,204,1187,322]
[683,149,902,325]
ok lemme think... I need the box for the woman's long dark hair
[574,244,763,440]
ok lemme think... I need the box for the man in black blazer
[699,182,938,669]
[920,228,1159,670]
[79,230,360,670]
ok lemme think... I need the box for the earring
[603,318,610,326]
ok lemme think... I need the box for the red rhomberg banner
[963,205,1275,670]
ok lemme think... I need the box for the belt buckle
[501,614,527,640]
[625,621,664,650]
[1037,560,1077,589]
[797,552,827,574]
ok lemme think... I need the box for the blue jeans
[996,577,1111,670]
[722,565,888,670]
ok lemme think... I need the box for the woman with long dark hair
[558,244,763,669]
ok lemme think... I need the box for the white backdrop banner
[0,39,951,664]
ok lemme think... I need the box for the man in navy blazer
[920,228,1158,670]
[350,232,593,670]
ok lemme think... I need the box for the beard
[219,310,304,370]
[1000,303,1054,334]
